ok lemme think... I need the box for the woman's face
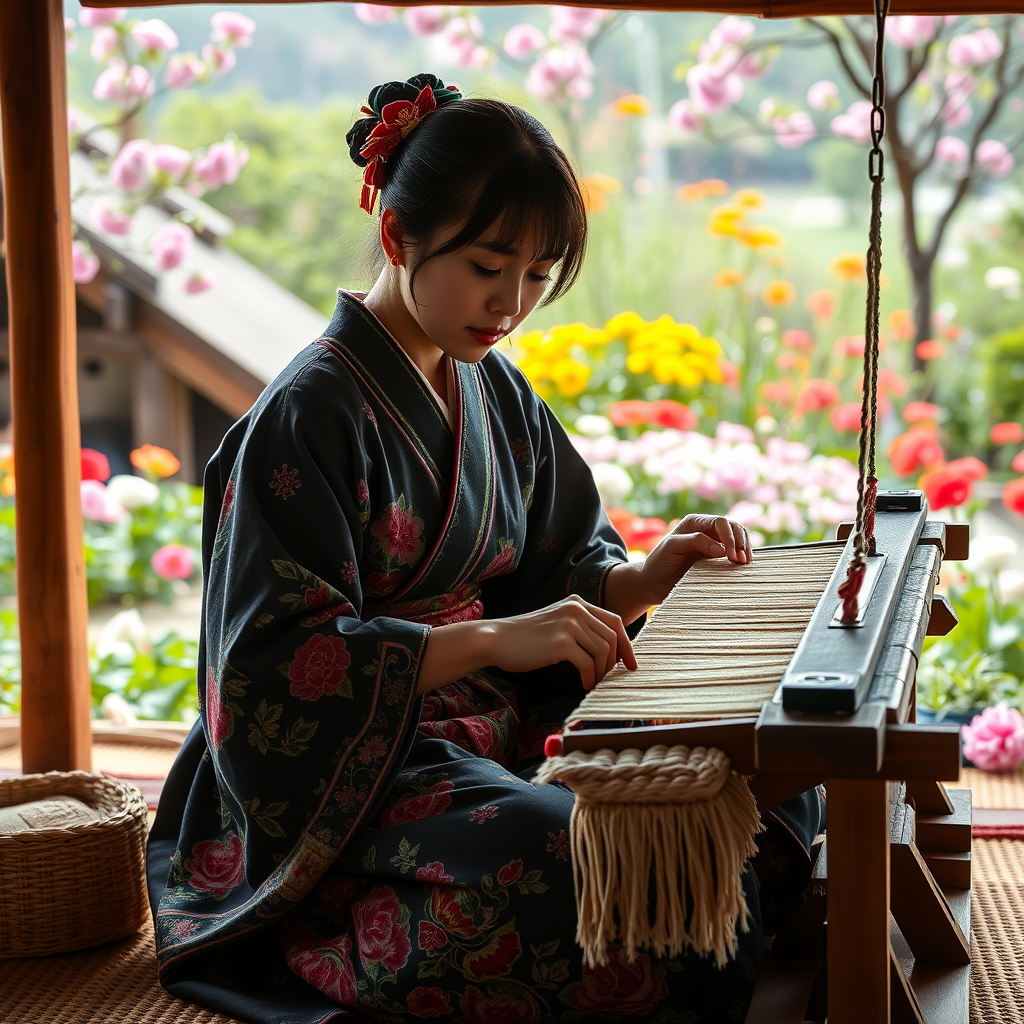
[397,220,557,364]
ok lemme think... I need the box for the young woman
[149,74,821,1024]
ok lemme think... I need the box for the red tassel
[544,732,564,757]
[837,556,866,623]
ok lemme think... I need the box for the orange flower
[921,464,971,511]
[915,339,945,360]
[888,428,944,477]
[1005,477,1024,517]
[761,380,793,406]
[990,422,1024,446]
[945,456,988,482]
[707,204,745,238]
[720,359,741,386]
[700,179,729,196]
[131,444,180,478]
[739,225,784,249]
[829,253,866,283]
[608,400,652,427]
[712,268,743,289]
[805,289,835,321]
[733,188,765,208]
[647,400,698,431]
[887,308,915,341]
[613,93,649,117]
[677,183,705,203]
[796,379,840,416]
[904,401,941,424]
[580,173,621,214]
[831,403,863,433]
[762,279,796,307]
[877,369,908,398]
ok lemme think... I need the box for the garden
[8,4,1024,771]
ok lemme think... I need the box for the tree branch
[803,18,871,97]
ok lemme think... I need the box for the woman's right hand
[485,596,637,691]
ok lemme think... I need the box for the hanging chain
[839,0,889,623]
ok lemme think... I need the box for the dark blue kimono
[148,292,817,1024]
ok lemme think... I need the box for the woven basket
[0,771,149,958]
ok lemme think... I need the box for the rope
[839,0,889,624]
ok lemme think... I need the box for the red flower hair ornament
[353,76,462,214]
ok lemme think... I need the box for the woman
[149,74,820,1023]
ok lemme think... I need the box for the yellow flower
[519,357,552,384]
[762,279,796,307]
[830,253,867,283]
[707,204,746,238]
[516,329,545,353]
[0,473,14,498]
[580,173,621,214]
[550,358,592,397]
[605,311,646,339]
[733,188,765,208]
[625,349,654,374]
[688,335,723,357]
[613,94,649,117]
[712,268,743,289]
[739,225,785,250]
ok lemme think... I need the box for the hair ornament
[356,75,462,214]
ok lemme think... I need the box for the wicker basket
[0,771,149,957]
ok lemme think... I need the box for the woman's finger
[569,617,615,681]
[568,599,637,672]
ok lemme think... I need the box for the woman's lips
[468,327,506,346]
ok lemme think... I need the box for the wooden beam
[80,1,1024,16]
[0,0,92,773]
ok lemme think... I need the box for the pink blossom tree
[67,8,256,292]
[670,14,1024,365]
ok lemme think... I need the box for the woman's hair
[346,74,587,305]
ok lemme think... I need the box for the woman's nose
[491,278,523,319]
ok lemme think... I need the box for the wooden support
[133,351,196,482]
[826,778,891,1024]
[0,0,91,773]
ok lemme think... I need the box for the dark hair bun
[346,73,460,168]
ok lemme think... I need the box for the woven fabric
[955,768,1024,810]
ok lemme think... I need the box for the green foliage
[980,326,1024,444]
[917,651,1018,719]
[0,610,21,714]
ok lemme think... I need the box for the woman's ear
[380,208,405,265]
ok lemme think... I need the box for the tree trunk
[910,253,932,374]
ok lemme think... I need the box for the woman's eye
[530,272,552,284]
[473,263,500,277]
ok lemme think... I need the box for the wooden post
[0,0,91,772]
[827,778,891,1023]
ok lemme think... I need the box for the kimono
[148,291,821,1024]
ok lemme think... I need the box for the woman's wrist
[603,561,656,626]
[416,619,497,695]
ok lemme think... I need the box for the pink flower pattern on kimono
[286,633,352,700]
[205,666,231,748]
[371,496,425,566]
[351,886,412,974]
[565,947,668,1016]
[284,925,358,1004]
[184,832,245,898]
[380,780,454,826]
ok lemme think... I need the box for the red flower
[467,930,522,978]
[760,380,792,406]
[781,329,813,351]
[830,402,862,433]
[371,501,425,564]
[916,339,945,360]
[608,400,651,427]
[647,399,697,431]
[287,633,352,700]
[356,478,369,504]
[205,666,230,749]
[366,570,402,596]
[284,928,357,1005]
[888,428,944,477]
[1013,450,1024,474]
[417,920,448,951]
[430,887,481,939]
[921,464,971,511]
[1004,477,1024,517]
[184,832,244,899]
[878,368,908,398]
[415,861,454,884]
[81,448,111,483]
[569,948,667,1016]
[459,985,540,1023]
[478,541,517,581]
[469,803,499,823]
[351,886,411,975]
[629,517,670,553]
[497,859,523,886]
[407,986,453,1018]
[945,456,987,482]
[835,335,865,357]
[380,781,454,827]
[904,401,941,424]
[357,734,388,764]
[991,422,1024,446]
[795,379,840,416]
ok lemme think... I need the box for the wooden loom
[543,498,971,1024]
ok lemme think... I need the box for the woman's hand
[417,596,636,695]
[604,514,752,625]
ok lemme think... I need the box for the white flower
[575,414,614,438]
[107,473,159,510]
[998,569,1024,603]
[967,534,1019,576]
[983,265,1023,300]
[590,463,633,507]
[100,692,138,726]
[97,608,150,657]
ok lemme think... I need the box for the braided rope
[839,0,889,624]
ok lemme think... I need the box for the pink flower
[404,6,449,37]
[887,16,938,49]
[381,781,454,826]
[569,947,668,1017]
[962,705,1024,772]
[72,241,100,284]
[351,887,411,975]
[942,71,975,127]
[355,4,394,25]
[796,379,841,416]
[831,402,863,433]
[184,270,216,294]
[707,15,755,51]
[193,140,249,190]
[415,861,454,884]
[185,833,245,898]
[81,480,124,523]
[686,63,742,115]
[211,11,256,48]
[549,6,606,43]
[151,543,194,580]
[733,51,769,80]
[442,16,488,70]
[205,666,231,748]
[202,43,237,77]
[948,28,1002,68]
[92,199,133,237]
[525,45,594,102]
[669,99,702,133]
[150,144,192,181]
[978,139,1014,178]
[936,135,969,167]
[831,100,873,143]
[504,23,546,60]
[131,19,179,52]
[807,79,839,111]
[90,25,118,63]
[287,633,351,701]
[110,139,152,191]
[782,329,813,351]
[79,9,127,27]
[151,222,194,271]
[165,54,206,89]
[715,421,755,444]
[284,930,357,1005]
[836,335,866,357]
[904,400,941,423]
[773,110,815,149]
[93,62,154,105]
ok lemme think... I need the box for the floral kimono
[149,292,817,1024]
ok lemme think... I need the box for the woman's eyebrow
[472,240,520,256]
